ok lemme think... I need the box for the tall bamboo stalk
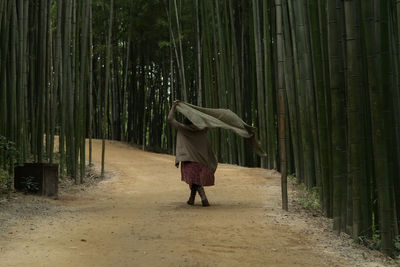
[288,0,315,187]
[195,0,202,106]
[10,0,17,146]
[275,0,288,211]
[327,0,347,232]
[173,0,187,101]
[59,0,67,177]
[79,0,89,183]
[102,0,114,177]
[252,0,267,168]
[88,0,93,166]
[343,0,370,238]
[363,0,394,255]
[307,0,331,216]
[282,0,301,186]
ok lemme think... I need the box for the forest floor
[0,139,396,267]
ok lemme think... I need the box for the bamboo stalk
[252,0,267,168]
[59,0,66,177]
[275,0,288,211]
[327,0,347,233]
[102,0,114,177]
[173,0,187,101]
[88,0,93,166]
[343,0,370,238]
[288,0,315,187]
[79,0,89,183]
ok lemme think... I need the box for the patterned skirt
[181,161,215,187]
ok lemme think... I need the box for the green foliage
[355,230,400,257]
[0,135,20,193]
[0,136,19,161]
[297,184,321,211]
[158,40,171,48]
[288,174,296,182]
[355,231,400,258]
[394,235,400,252]
[288,174,320,210]
[0,169,9,194]
[356,233,381,251]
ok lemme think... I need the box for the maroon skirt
[181,161,215,186]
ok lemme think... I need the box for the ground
[0,140,395,266]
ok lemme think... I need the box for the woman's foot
[187,197,195,205]
[201,199,210,207]
[187,184,197,205]
[197,186,210,207]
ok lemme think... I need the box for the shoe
[197,186,210,207]
[187,184,197,205]
[201,199,210,207]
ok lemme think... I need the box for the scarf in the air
[175,102,266,157]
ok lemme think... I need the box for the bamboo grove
[1,0,400,256]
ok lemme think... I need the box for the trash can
[14,163,58,197]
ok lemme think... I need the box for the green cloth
[175,102,266,157]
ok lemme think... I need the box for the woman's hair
[183,117,193,125]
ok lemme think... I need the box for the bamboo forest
[1,0,400,262]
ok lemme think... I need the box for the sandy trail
[0,140,391,266]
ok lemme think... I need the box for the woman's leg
[187,184,197,205]
[197,186,210,206]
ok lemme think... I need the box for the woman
[168,100,217,206]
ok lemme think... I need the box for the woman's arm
[167,100,185,129]
[167,100,178,122]
[168,100,196,131]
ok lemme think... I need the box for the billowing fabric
[181,161,215,187]
[175,102,266,156]
[168,106,218,173]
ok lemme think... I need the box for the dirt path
[0,140,393,266]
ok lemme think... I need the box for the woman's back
[175,126,217,173]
